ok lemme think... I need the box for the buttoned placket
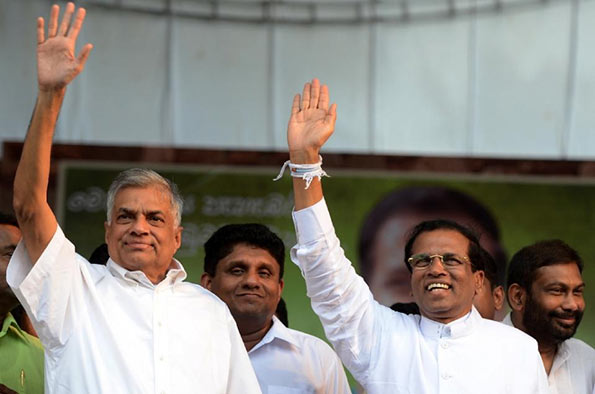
[437,326,455,390]
[154,280,171,394]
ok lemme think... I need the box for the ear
[492,285,505,311]
[174,226,183,251]
[507,283,526,312]
[278,278,285,295]
[473,270,485,294]
[200,273,213,290]
[104,221,110,244]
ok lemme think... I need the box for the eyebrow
[545,281,585,289]
[118,208,165,217]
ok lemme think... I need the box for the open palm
[287,79,337,162]
[37,3,92,91]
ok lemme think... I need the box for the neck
[238,317,273,351]
[538,341,558,375]
[0,298,18,321]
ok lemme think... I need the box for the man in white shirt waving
[8,3,260,393]
[282,78,549,393]
[505,239,595,394]
[201,223,350,394]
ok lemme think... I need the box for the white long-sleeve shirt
[248,315,350,394]
[8,225,261,394]
[290,198,549,394]
[503,313,595,394]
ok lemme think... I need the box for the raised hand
[36,2,93,91]
[287,79,337,163]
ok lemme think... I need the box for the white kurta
[503,313,595,394]
[248,315,350,394]
[7,225,261,394]
[290,198,549,394]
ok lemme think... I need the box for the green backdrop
[57,161,595,349]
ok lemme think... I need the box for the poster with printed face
[58,161,595,347]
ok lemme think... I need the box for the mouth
[237,293,263,298]
[124,241,152,250]
[426,282,451,292]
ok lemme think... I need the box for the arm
[287,78,337,210]
[13,2,92,263]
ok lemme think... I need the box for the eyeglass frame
[407,253,470,270]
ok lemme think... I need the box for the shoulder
[177,281,228,308]
[479,318,539,348]
[564,338,595,359]
[287,327,343,364]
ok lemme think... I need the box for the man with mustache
[505,240,595,394]
[280,78,549,393]
[201,224,350,394]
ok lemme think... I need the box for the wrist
[289,149,320,164]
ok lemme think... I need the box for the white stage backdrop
[1,0,594,159]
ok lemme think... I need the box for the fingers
[77,43,94,67]
[48,4,59,38]
[325,103,338,126]
[301,82,311,110]
[310,78,320,109]
[58,2,75,36]
[37,17,45,44]
[319,84,329,110]
[291,94,301,115]
[68,7,87,40]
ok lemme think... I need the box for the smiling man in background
[202,223,350,394]
[505,240,595,394]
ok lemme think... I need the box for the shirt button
[441,373,451,380]
[159,356,164,361]
[440,342,449,349]
[158,321,162,327]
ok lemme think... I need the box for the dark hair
[404,219,485,273]
[358,186,506,283]
[0,212,19,228]
[481,247,502,289]
[507,240,583,291]
[275,297,289,327]
[390,302,420,315]
[89,243,109,265]
[203,223,285,280]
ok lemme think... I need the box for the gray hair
[106,168,183,226]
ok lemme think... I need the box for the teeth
[427,283,450,291]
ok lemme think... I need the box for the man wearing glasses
[281,79,549,393]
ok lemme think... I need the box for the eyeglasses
[407,253,469,270]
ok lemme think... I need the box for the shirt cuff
[292,198,334,245]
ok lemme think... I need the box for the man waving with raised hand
[9,4,260,393]
[282,79,549,394]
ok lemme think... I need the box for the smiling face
[410,229,484,323]
[104,185,182,283]
[202,243,283,330]
[522,263,585,344]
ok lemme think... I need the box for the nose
[561,292,583,312]
[426,255,447,276]
[241,270,261,289]
[130,217,150,235]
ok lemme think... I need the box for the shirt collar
[419,306,479,339]
[550,339,571,374]
[0,312,35,345]
[0,312,17,338]
[249,315,300,354]
[107,258,187,288]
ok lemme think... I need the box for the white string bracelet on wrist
[273,155,330,189]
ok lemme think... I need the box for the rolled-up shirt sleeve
[7,225,84,352]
